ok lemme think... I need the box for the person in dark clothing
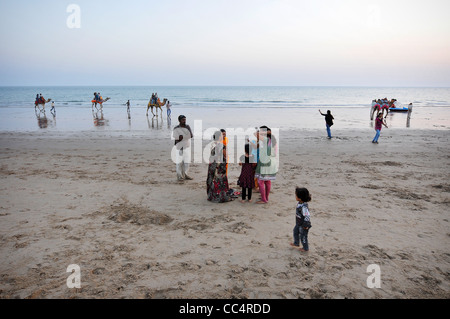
[319,109,334,139]
[290,187,312,252]
[238,143,257,203]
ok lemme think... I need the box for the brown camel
[147,98,167,116]
[92,97,110,111]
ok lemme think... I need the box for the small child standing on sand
[237,144,257,203]
[291,187,312,252]
[372,113,388,144]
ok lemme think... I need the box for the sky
[0,0,449,86]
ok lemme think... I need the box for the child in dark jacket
[290,187,312,252]
[237,144,257,203]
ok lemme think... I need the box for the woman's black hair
[295,187,311,202]
[245,143,250,154]
[260,125,277,147]
[212,130,222,141]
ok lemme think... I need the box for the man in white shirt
[172,115,193,182]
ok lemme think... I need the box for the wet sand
[0,128,449,299]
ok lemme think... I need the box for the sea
[0,86,449,135]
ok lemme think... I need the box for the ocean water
[0,86,449,134]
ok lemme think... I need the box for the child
[247,128,260,189]
[372,113,388,144]
[237,144,257,203]
[291,187,312,252]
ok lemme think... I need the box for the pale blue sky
[0,0,449,86]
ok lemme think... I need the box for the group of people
[34,94,46,106]
[319,107,389,143]
[149,93,172,117]
[372,98,397,117]
[150,93,159,105]
[171,115,279,205]
[92,92,105,103]
[207,126,278,205]
[34,93,55,115]
[171,114,311,251]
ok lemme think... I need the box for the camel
[146,98,167,117]
[370,99,395,120]
[35,98,52,112]
[370,101,381,120]
[91,97,110,111]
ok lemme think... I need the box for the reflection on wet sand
[35,109,57,129]
[35,109,48,129]
[147,115,163,130]
[93,109,108,127]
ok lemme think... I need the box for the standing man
[125,100,131,119]
[50,101,56,115]
[172,115,193,182]
[319,109,334,139]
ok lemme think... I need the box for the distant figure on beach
[50,101,55,116]
[166,100,172,119]
[290,187,312,252]
[319,109,334,139]
[173,115,193,182]
[206,131,233,203]
[220,129,229,176]
[372,113,388,144]
[151,93,159,106]
[255,126,278,204]
[237,143,257,203]
[125,100,131,119]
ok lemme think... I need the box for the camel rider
[35,94,39,105]
[39,94,45,104]
[151,93,156,105]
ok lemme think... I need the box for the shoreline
[0,129,449,298]
[1,105,450,133]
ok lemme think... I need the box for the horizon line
[1,85,449,88]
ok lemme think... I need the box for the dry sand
[0,128,449,299]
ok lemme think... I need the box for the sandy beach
[0,127,449,299]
